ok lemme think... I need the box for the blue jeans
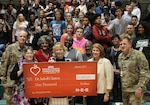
[0,44,5,57]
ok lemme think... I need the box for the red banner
[23,62,97,98]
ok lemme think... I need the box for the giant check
[23,62,97,98]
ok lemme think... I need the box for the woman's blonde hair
[16,13,26,29]
[52,42,67,56]
[92,43,105,58]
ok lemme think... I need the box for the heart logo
[30,64,41,76]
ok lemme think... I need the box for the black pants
[112,75,122,102]
[87,94,109,105]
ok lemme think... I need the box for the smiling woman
[50,42,68,60]
[87,43,114,105]
[34,35,53,62]
[48,42,72,105]
[10,47,35,105]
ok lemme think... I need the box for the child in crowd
[82,16,92,41]
[60,24,74,45]
[72,27,87,54]
[50,9,66,41]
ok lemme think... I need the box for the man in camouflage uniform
[118,35,150,105]
[0,30,27,105]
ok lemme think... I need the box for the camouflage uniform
[118,49,150,105]
[0,42,27,105]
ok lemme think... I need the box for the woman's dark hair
[104,12,110,16]
[93,14,101,22]
[111,34,120,40]
[115,7,124,16]
[71,0,79,7]
[53,1,61,8]
[40,17,49,28]
[86,2,95,10]
[136,21,150,37]
[54,9,64,20]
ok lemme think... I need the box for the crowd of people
[0,0,150,105]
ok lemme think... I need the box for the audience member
[86,2,96,26]
[131,15,139,33]
[130,0,141,21]
[60,24,74,45]
[32,23,49,50]
[95,0,105,15]
[40,17,49,29]
[132,21,150,67]
[65,12,75,27]
[92,14,111,48]
[72,7,80,23]
[28,12,36,44]
[34,10,45,33]
[44,2,55,22]
[122,5,133,23]
[102,12,113,36]
[29,0,44,18]
[0,24,7,57]
[106,35,122,102]
[142,4,150,24]
[72,27,87,54]
[64,35,83,61]
[121,24,135,41]
[82,40,93,61]
[74,12,85,30]
[48,29,57,45]
[69,0,79,13]
[77,0,87,14]
[82,16,92,41]
[107,7,129,36]
[50,9,66,41]
[12,13,28,42]
[4,4,16,28]
[17,0,29,20]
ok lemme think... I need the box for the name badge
[136,39,149,48]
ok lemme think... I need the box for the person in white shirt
[12,13,28,42]
[77,0,87,14]
[130,0,141,21]
[122,5,133,23]
[107,8,129,36]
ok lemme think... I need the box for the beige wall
[0,0,20,6]
[0,0,149,15]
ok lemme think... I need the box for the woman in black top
[106,35,122,102]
